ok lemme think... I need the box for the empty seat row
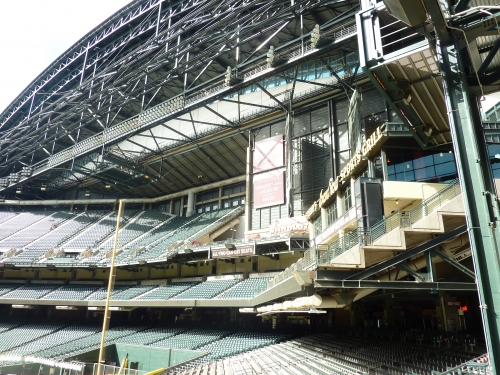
[172,279,240,300]
[215,277,271,299]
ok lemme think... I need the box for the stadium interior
[0,0,499,374]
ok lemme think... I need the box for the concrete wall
[383,181,449,201]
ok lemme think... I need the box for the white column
[186,190,195,217]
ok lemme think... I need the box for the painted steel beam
[439,36,500,374]
[454,0,471,13]
[430,249,476,279]
[395,263,425,281]
[345,225,467,281]
[478,38,500,76]
[314,279,477,290]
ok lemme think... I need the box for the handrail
[363,179,461,245]
[431,354,491,374]
[265,180,462,290]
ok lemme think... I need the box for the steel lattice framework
[0,0,360,198]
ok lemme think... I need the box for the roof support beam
[254,82,288,113]
[478,38,500,76]
[203,106,240,128]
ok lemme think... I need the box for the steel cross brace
[395,263,426,282]
[345,225,467,281]
[430,248,476,280]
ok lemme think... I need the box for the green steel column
[439,39,500,371]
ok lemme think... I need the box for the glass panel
[386,148,457,183]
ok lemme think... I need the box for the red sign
[253,169,285,209]
[253,135,284,173]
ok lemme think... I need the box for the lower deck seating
[5,325,99,356]
[172,333,485,375]
[115,327,188,345]
[34,326,142,360]
[198,332,288,361]
[151,329,231,350]
[0,323,64,353]
[0,323,486,375]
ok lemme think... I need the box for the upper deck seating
[42,284,101,300]
[1,284,61,299]
[135,282,198,300]
[171,279,240,300]
[62,209,138,250]
[215,277,271,299]
[0,212,52,242]
[0,212,73,251]
[100,210,171,250]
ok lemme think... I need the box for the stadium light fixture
[85,191,91,197]
[41,185,47,191]
[16,188,22,194]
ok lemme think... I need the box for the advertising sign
[269,216,310,236]
[314,207,356,245]
[253,135,284,173]
[212,245,254,259]
[253,169,285,208]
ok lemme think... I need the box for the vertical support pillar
[439,39,500,372]
[367,158,376,178]
[186,190,195,217]
[285,103,293,217]
[380,148,389,181]
[180,196,184,217]
[245,138,252,232]
[426,250,435,282]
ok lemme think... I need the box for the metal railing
[362,180,461,245]
[431,354,491,374]
[265,180,463,290]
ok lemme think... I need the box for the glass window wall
[386,149,457,183]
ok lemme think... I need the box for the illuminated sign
[253,169,285,208]
[306,125,386,220]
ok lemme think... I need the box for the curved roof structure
[0,0,359,198]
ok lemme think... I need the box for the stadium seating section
[0,277,272,301]
[0,323,486,375]
[0,206,243,266]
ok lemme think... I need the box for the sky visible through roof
[0,0,132,114]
